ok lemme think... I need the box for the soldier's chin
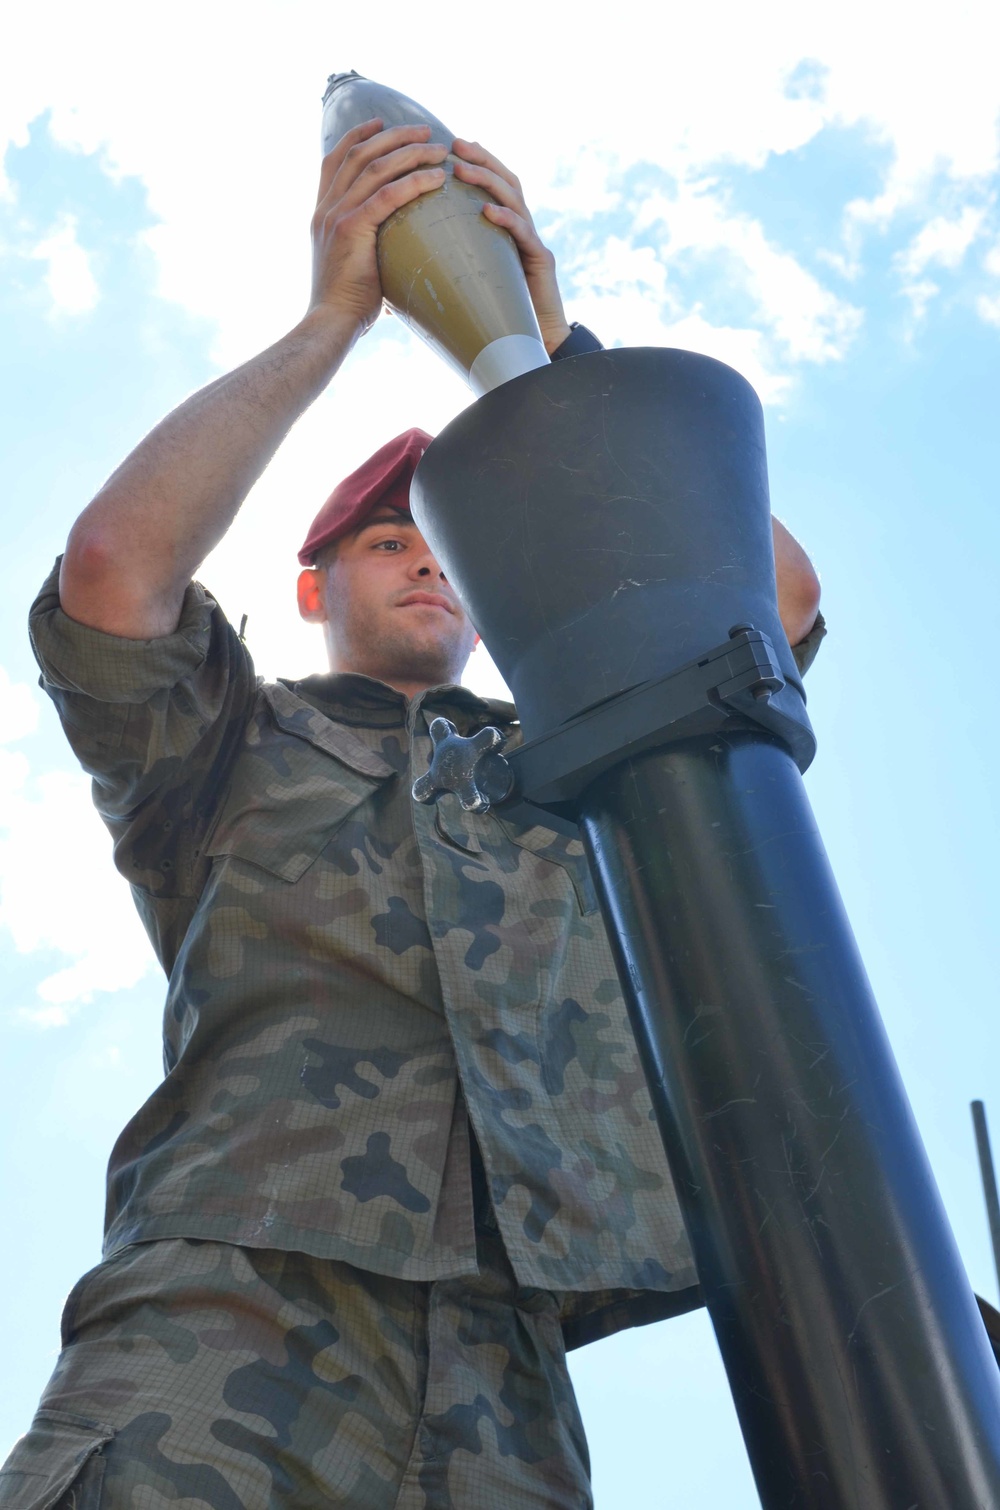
[379,627,442,670]
[394,627,471,686]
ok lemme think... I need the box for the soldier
[2,122,822,1508]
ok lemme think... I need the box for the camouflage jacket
[29,562,824,1347]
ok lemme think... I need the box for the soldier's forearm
[60,305,361,639]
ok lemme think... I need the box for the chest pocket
[435,796,599,916]
[205,693,395,882]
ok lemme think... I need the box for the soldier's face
[297,510,478,693]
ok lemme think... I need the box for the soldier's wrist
[542,319,573,356]
[298,300,372,360]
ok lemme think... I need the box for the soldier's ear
[296,568,328,624]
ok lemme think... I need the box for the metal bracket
[412,627,815,815]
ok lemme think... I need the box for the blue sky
[2,4,1000,1503]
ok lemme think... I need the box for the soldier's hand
[309,120,449,335]
[451,140,572,355]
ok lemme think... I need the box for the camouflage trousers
[0,1229,592,1509]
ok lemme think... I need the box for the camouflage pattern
[30,559,700,1341]
[0,1229,592,1509]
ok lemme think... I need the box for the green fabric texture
[1,1235,591,1509]
[29,562,712,1346]
[792,610,827,676]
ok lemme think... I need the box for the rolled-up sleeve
[29,560,257,970]
[792,610,826,677]
[30,561,219,705]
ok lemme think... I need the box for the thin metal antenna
[971,1100,1000,1301]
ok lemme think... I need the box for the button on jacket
[32,562,719,1348]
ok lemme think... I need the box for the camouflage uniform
[1,1223,592,1509]
[2,564,824,1507]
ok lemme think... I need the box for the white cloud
[0,0,996,670]
[900,278,940,324]
[563,234,676,346]
[977,293,1000,327]
[1,0,996,386]
[30,214,99,317]
[816,3,1000,236]
[552,184,860,398]
[895,206,988,317]
[0,674,157,1018]
[555,233,793,402]
[634,183,861,365]
[898,207,987,278]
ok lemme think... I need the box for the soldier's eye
[374,539,404,552]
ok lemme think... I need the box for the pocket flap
[262,683,397,779]
[0,1408,113,1510]
[205,742,389,881]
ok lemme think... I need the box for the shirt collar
[281,671,518,733]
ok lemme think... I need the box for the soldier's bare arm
[773,516,821,648]
[60,121,450,641]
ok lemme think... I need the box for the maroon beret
[298,427,433,565]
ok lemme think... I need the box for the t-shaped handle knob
[412,718,515,813]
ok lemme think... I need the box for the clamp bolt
[412,718,515,813]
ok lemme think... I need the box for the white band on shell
[469,335,549,397]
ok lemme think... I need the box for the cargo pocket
[0,1409,114,1510]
